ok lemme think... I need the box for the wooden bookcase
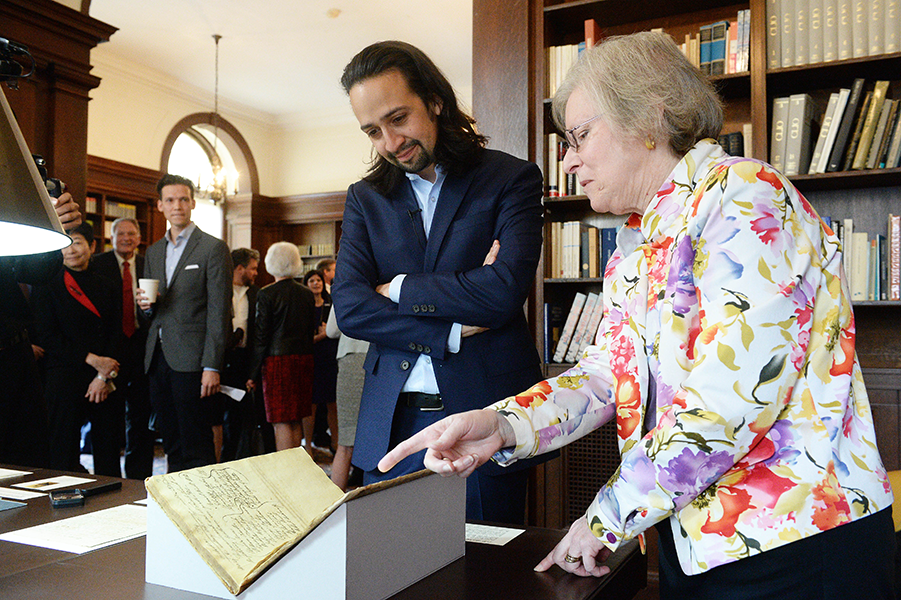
[85,156,164,254]
[473,0,901,545]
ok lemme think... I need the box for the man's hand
[534,516,612,577]
[31,344,45,361]
[378,408,516,477]
[483,240,500,265]
[461,325,489,338]
[135,288,154,311]
[246,379,255,391]
[375,282,391,298]
[201,370,220,398]
[52,192,82,229]
[86,353,120,379]
[86,377,110,404]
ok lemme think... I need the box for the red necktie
[122,259,136,337]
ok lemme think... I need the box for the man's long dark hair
[341,41,487,195]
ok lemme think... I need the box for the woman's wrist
[95,373,107,382]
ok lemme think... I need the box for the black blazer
[249,279,317,380]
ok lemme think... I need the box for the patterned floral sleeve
[488,142,889,572]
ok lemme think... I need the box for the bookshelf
[276,191,345,277]
[472,0,901,556]
[85,156,164,253]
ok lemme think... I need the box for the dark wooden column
[0,0,115,206]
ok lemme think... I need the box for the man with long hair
[333,41,546,524]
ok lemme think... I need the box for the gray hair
[552,31,723,155]
[264,242,301,279]
[110,217,140,236]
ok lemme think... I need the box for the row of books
[546,291,605,364]
[825,215,901,301]
[546,133,583,197]
[771,79,901,176]
[546,19,605,98]
[695,11,752,76]
[546,221,617,280]
[766,0,901,69]
[717,124,753,157]
[297,243,334,257]
[84,197,139,219]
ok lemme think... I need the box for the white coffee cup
[138,278,160,303]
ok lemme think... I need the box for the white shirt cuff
[388,274,406,303]
[447,323,462,353]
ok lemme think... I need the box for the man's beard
[389,140,434,174]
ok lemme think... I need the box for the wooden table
[0,467,646,599]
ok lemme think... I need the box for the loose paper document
[0,499,25,511]
[0,487,45,500]
[465,523,525,546]
[12,475,94,491]
[0,467,32,480]
[0,504,146,553]
[218,385,246,402]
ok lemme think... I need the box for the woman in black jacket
[31,223,122,475]
[249,242,316,453]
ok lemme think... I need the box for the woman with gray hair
[248,242,317,453]
[378,31,894,598]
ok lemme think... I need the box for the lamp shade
[0,86,70,256]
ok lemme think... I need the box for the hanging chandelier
[206,33,228,204]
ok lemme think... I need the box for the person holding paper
[379,32,894,599]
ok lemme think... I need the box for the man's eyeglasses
[563,115,602,153]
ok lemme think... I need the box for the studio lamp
[0,85,70,256]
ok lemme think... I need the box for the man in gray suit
[136,174,232,472]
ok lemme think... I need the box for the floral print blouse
[492,140,892,575]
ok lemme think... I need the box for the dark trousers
[120,331,154,479]
[656,507,896,600]
[148,345,215,472]
[45,368,123,477]
[0,334,49,468]
[361,401,529,526]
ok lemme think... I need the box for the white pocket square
[184,264,200,270]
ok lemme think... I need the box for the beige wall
[88,48,471,198]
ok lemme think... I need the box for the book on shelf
[851,80,889,170]
[809,0,824,63]
[709,21,730,75]
[580,224,599,278]
[718,131,745,157]
[782,0,796,67]
[880,234,889,300]
[552,292,587,363]
[768,0,782,68]
[852,0,869,58]
[699,22,713,74]
[827,78,866,172]
[547,133,559,197]
[795,0,809,66]
[869,0,884,56]
[838,0,853,60]
[784,93,816,176]
[585,18,604,48]
[887,0,900,53]
[841,90,873,171]
[823,0,839,61]
[813,88,850,173]
[565,292,600,364]
[867,99,897,169]
[771,96,791,172]
[842,217,854,285]
[727,18,739,74]
[877,105,901,168]
[872,235,886,300]
[743,123,754,158]
[600,227,618,277]
[889,214,900,301]
[851,231,869,301]
[572,293,605,361]
[809,90,839,173]
[544,303,567,363]
[884,109,901,168]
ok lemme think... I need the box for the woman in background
[303,268,339,458]
[31,222,122,476]
[249,242,315,452]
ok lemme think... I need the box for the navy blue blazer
[333,149,545,473]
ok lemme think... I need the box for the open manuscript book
[145,447,431,595]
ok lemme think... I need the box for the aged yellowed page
[145,448,344,594]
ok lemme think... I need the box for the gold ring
[564,554,581,564]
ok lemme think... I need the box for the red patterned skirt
[261,354,313,424]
